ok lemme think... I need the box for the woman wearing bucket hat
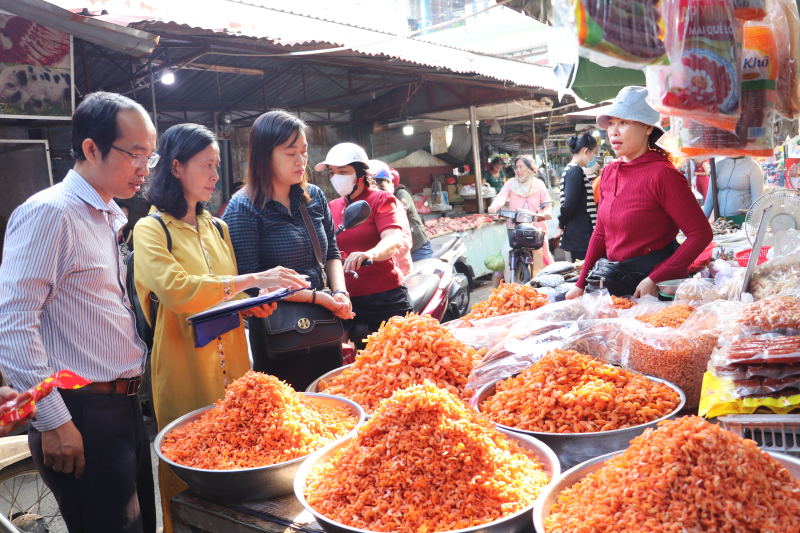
[319,143,413,345]
[566,86,712,299]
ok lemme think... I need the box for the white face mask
[331,173,357,197]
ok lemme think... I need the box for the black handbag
[586,241,680,297]
[252,202,343,362]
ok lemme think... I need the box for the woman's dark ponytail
[567,132,598,155]
[647,128,679,165]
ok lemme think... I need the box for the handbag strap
[298,201,327,289]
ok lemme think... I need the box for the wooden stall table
[171,491,323,533]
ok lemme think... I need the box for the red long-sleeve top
[576,151,712,289]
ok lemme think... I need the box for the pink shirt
[491,178,552,232]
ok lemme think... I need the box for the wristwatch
[332,290,350,298]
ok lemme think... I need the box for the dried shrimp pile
[611,296,636,310]
[161,371,357,469]
[545,416,800,533]
[635,304,695,328]
[305,382,550,532]
[463,283,548,322]
[739,296,800,332]
[481,350,680,433]
[318,314,481,413]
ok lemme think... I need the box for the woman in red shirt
[318,143,413,340]
[567,86,712,299]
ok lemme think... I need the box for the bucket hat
[596,86,661,131]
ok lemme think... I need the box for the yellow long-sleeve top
[133,207,250,430]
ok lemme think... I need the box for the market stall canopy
[2,0,561,92]
[499,0,551,24]
[568,58,646,104]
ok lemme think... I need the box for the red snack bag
[647,0,741,131]
[0,371,91,427]
[733,0,767,20]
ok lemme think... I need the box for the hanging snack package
[667,23,777,157]
[767,0,800,118]
[647,0,741,132]
[733,0,767,20]
[554,0,668,68]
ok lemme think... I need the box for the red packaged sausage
[0,371,91,427]
[647,0,742,132]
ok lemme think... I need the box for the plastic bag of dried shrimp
[738,295,800,335]
[623,323,719,408]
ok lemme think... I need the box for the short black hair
[71,92,148,161]
[144,123,217,219]
[490,156,504,167]
[567,132,598,154]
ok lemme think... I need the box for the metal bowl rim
[294,428,560,533]
[306,364,354,393]
[476,373,686,438]
[532,449,800,532]
[154,392,366,474]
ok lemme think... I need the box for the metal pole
[150,63,158,132]
[541,111,552,188]
[531,113,537,166]
[709,158,720,220]
[470,105,484,214]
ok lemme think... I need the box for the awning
[9,0,561,91]
[0,0,158,56]
[569,57,645,104]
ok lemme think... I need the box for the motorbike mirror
[343,200,371,230]
[539,200,553,210]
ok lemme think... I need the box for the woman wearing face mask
[558,133,599,262]
[487,155,553,283]
[566,86,712,300]
[223,111,353,388]
[133,123,309,532]
[318,143,413,342]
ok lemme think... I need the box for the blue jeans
[411,242,433,261]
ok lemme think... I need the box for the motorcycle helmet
[315,143,369,171]
[389,168,401,187]
[510,223,545,250]
[367,159,393,181]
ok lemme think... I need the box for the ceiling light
[161,72,175,85]
[403,125,414,135]
[592,130,601,138]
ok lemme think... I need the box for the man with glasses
[0,92,158,532]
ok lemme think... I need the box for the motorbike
[497,201,551,284]
[426,233,473,318]
[338,201,467,350]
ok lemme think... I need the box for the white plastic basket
[719,415,800,454]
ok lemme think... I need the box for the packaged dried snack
[666,23,777,157]
[675,277,722,301]
[555,0,668,68]
[769,0,800,118]
[700,370,800,416]
[716,333,800,366]
[647,0,741,132]
[733,0,767,20]
[738,296,800,334]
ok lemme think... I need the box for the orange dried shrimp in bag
[305,382,550,532]
[481,350,680,433]
[462,283,548,322]
[635,304,695,328]
[612,296,636,310]
[545,416,800,533]
[319,314,480,413]
[161,371,357,469]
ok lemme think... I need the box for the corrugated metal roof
[44,0,560,90]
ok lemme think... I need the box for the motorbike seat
[404,273,440,314]
[429,234,459,259]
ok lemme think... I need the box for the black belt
[59,376,142,396]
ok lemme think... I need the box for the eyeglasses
[112,145,160,169]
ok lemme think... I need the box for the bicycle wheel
[0,457,65,533]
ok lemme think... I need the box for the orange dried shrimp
[305,382,550,532]
[611,296,636,309]
[739,296,800,332]
[481,350,680,433]
[318,314,480,413]
[161,371,357,469]
[635,304,695,328]
[545,416,800,533]
[462,283,548,322]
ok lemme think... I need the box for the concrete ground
[468,274,495,313]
